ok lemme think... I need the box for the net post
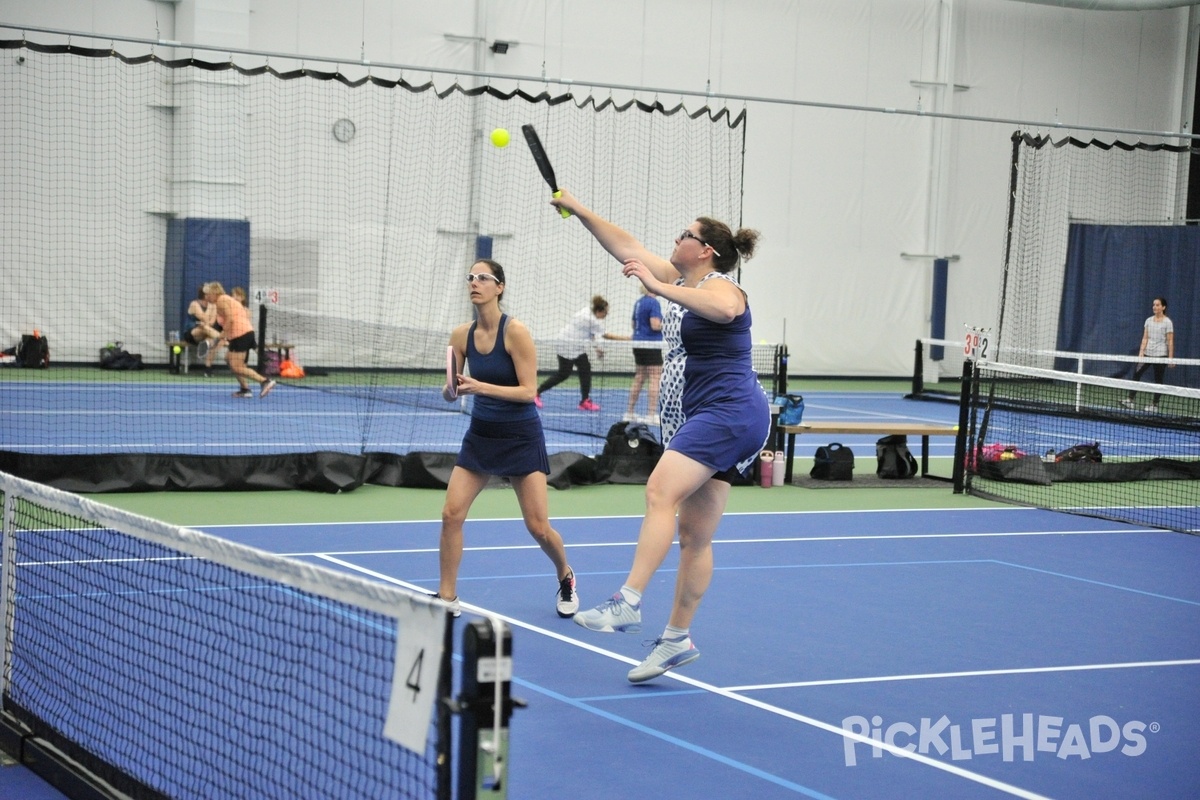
[456,617,520,800]
[256,302,268,372]
[435,612,453,800]
[772,343,789,398]
[951,358,974,493]
[911,339,924,398]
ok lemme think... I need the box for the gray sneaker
[573,592,642,633]
[260,379,277,398]
[556,570,579,618]
[627,634,700,683]
[1119,398,1135,409]
[1144,404,1158,413]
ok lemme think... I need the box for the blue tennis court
[190,505,1200,800]
[2,382,970,458]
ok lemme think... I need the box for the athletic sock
[664,625,689,640]
[619,585,642,605]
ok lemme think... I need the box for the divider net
[0,36,755,487]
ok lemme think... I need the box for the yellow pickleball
[172,345,182,354]
[490,128,510,148]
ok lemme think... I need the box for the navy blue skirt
[457,416,550,477]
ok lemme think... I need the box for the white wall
[0,0,1192,375]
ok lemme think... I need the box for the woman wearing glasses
[550,191,770,683]
[436,259,578,620]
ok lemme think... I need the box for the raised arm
[552,189,680,284]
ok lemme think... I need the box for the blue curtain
[164,219,251,336]
[1057,224,1198,388]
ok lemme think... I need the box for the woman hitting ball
[551,189,771,683]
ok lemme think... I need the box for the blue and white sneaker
[573,592,642,633]
[627,634,700,683]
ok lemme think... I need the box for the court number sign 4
[383,609,445,753]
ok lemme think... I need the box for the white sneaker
[621,412,637,422]
[627,634,700,683]
[573,592,642,633]
[430,593,461,618]
[556,570,579,618]
[1119,398,1135,409]
[1145,404,1158,413]
[643,413,660,426]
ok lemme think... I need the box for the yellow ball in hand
[490,128,510,148]
[172,345,182,354]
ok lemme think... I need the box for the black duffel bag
[811,443,854,481]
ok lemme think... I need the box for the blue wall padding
[1057,224,1198,387]
[475,235,493,260]
[930,258,948,361]
[164,219,251,336]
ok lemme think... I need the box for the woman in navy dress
[436,259,577,618]
[551,191,770,682]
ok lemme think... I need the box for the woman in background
[204,281,275,399]
[624,283,663,424]
[1121,296,1174,413]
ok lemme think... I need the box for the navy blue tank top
[466,315,538,423]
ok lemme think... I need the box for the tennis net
[911,337,1200,406]
[0,470,454,799]
[961,360,1200,533]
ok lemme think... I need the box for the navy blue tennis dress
[659,273,771,477]
[456,315,550,477]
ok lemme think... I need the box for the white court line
[317,553,1054,800]
[727,659,1200,692]
[196,504,1127,530]
[280,528,1161,559]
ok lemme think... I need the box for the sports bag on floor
[811,443,854,481]
[876,435,918,479]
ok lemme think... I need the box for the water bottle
[759,450,774,488]
[773,450,785,485]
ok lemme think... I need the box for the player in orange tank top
[203,282,276,399]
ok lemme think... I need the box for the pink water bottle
[759,450,774,487]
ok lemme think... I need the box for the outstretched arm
[552,189,680,284]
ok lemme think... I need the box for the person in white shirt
[1121,296,1174,412]
[535,295,626,412]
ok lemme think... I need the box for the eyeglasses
[677,229,720,257]
[465,273,501,285]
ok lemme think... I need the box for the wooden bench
[779,421,959,483]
